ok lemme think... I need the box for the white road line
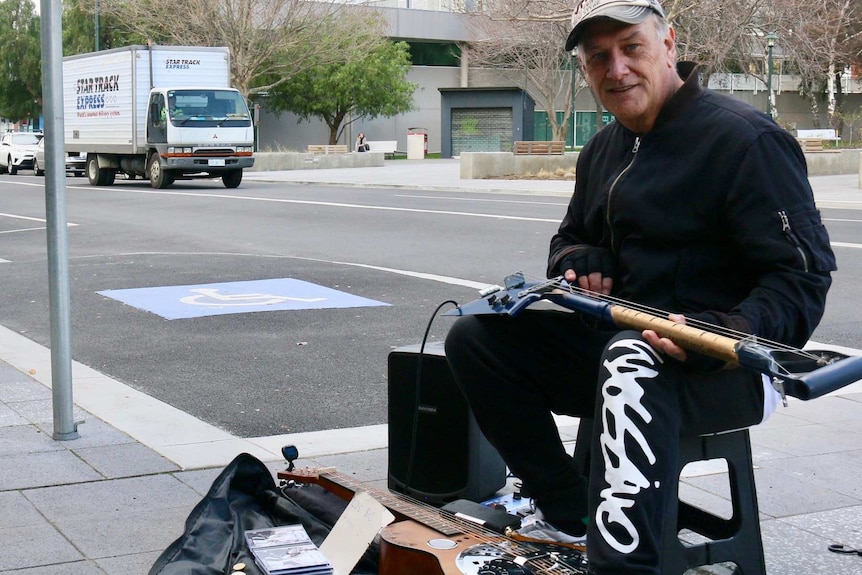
[0,226,47,234]
[395,194,568,207]
[0,211,49,222]
[60,187,563,223]
[831,242,862,249]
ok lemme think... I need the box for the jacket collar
[650,61,702,132]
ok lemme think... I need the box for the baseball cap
[565,0,666,51]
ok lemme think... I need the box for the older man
[444,0,836,573]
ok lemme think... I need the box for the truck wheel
[87,156,115,186]
[34,158,44,176]
[222,169,243,189]
[8,157,16,175]
[148,154,173,189]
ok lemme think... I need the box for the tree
[266,41,417,145]
[0,0,41,122]
[460,1,580,143]
[63,0,144,55]
[90,0,388,98]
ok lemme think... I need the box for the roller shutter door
[450,107,513,155]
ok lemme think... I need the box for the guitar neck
[609,305,740,364]
[278,468,461,536]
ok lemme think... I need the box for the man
[167,94,183,118]
[444,0,836,573]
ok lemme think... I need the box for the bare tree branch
[88,0,388,98]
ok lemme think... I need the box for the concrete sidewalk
[2,164,861,574]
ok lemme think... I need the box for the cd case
[245,524,333,575]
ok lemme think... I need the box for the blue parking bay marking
[98,278,391,320]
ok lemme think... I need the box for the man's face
[578,17,680,133]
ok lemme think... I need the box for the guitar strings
[521,272,826,369]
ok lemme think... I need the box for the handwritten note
[320,491,395,575]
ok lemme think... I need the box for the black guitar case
[148,452,379,575]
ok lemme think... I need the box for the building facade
[256,5,862,155]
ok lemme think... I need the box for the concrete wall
[805,149,862,177]
[461,152,578,179]
[460,149,860,179]
[248,151,384,171]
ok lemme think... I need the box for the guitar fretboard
[317,471,462,536]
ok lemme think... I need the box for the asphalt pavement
[2,161,862,574]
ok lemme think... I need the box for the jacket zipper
[778,210,809,272]
[606,137,641,255]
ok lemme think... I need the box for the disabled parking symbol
[98,278,391,320]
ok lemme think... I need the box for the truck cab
[139,88,254,188]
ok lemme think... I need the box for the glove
[558,246,615,279]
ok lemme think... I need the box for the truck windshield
[167,89,252,127]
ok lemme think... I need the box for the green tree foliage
[266,41,418,145]
[0,0,41,122]
[62,0,144,55]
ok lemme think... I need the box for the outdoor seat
[573,419,766,575]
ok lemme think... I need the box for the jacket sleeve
[547,146,598,277]
[716,129,836,347]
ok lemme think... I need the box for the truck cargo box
[64,45,231,155]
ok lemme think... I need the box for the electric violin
[445,272,862,401]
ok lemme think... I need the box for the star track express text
[165,58,201,69]
[77,94,105,110]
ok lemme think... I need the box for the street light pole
[571,52,577,149]
[95,0,100,51]
[766,32,777,119]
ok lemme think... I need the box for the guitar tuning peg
[281,444,299,471]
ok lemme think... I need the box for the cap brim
[565,6,653,51]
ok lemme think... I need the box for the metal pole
[95,0,100,51]
[766,44,774,118]
[571,53,577,148]
[765,33,777,119]
[40,0,79,441]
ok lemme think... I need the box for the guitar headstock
[277,466,336,483]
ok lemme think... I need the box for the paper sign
[320,491,395,575]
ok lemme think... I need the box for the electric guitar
[444,272,862,401]
[278,466,589,575]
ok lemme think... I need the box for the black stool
[573,420,766,575]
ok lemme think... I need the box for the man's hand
[642,313,688,362]
[559,247,614,295]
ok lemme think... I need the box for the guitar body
[379,520,487,575]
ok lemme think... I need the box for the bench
[513,141,566,155]
[796,129,838,140]
[797,138,825,152]
[307,144,349,154]
[366,140,397,153]
[366,140,398,157]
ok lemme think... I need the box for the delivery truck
[63,45,254,189]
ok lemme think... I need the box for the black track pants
[444,311,764,574]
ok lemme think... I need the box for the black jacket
[548,62,836,348]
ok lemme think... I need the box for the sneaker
[515,508,587,546]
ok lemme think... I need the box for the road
[1,172,861,438]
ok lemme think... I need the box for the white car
[33,138,86,177]
[0,131,43,174]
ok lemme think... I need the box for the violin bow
[445,272,862,401]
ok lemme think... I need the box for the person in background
[355,132,369,152]
[444,0,836,573]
